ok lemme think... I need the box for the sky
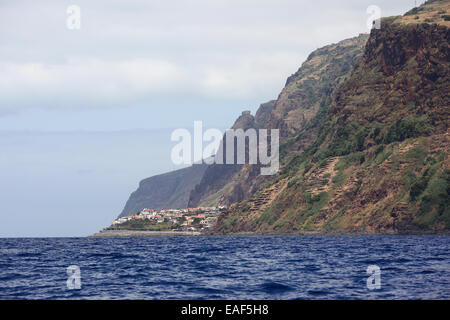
[0,0,418,237]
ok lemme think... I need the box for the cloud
[0,0,416,117]
[0,58,182,110]
[0,51,305,113]
[201,52,306,99]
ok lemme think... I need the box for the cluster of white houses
[111,206,227,231]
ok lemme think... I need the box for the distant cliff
[118,164,208,217]
[187,106,270,208]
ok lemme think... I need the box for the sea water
[0,236,449,299]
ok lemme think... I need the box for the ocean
[0,236,449,300]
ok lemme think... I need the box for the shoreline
[90,230,202,237]
[90,229,450,237]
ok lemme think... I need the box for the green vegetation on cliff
[212,0,449,234]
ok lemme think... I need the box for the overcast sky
[0,0,418,130]
[0,0,417,236]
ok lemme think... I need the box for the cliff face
[332,19,449,132]
[118,164,208,217]
[187,110,256,207]
[212,1,450,234]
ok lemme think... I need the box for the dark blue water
[0,236,449,299]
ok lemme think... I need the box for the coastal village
[108,206,227,232]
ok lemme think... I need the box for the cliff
[188,34,369,207]
[212,0,450,234]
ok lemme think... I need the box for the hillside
[212,0,450,234]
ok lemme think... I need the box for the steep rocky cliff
[212,0,450,234]
[187,110,257,207]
